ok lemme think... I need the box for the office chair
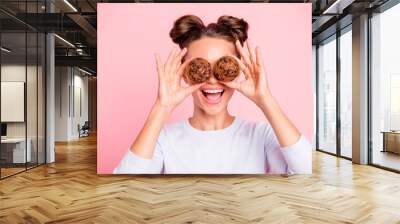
[79,121,90,138]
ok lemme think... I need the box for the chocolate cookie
[184,58,212,84]
[213,56,240,82]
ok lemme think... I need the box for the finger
[176,59,191,86]
[169,47,180,74]
[235,39,252,70]
[164,48,174,70]
[245,41,258,80]
[155,53,164,79]
[228,54,252,80]
[244,40,256,77]
[164,47,178,74]
[171,48,186,73]
[255,47,268,84]
[177,58,191,77]
[170,48,187,84]
[241,56,254,79]
[184,82,204,96]
[255,46,264,70]
[172,47,187,72]
[246,40,257,67]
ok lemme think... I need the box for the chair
[79,121,90,138]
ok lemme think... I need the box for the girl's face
[184,37,237,116]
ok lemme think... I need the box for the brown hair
[169,15,249,49]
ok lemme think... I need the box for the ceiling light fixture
[63,0,78,12]
[322,0,355,15]
[1,47,11,53]
[54,34,75,48]
[78,67,93,76]
[76,48,85,55]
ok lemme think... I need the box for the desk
[381,131,400,154]
[1,138,31,163]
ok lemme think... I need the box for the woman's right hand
[155,47,204,113]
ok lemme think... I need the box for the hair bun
[217,15,248,44]
[170,15,205,47]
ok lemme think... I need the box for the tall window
[318,36,337,154]
[339,27,352,158]
[371,2,400,171]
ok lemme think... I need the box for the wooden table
[1,138,32,164]
[381,131,400,154]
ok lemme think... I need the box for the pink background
[97,3,313,174]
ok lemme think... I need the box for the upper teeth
[203,89,223,93]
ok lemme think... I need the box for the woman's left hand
[223,39,301,148]
[222,39,272,107]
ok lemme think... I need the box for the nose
[205,62,217,84]
[206,74,218,84]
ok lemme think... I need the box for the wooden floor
[373,151,400,171]
[0,167,26,178]
[1,134,400,224]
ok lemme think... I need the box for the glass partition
[371,3,400,171]
[38,32,45,165]
[317,35,337,154]
[27,30,38,169]
[339,27,352,158]
[1,30,28,177]
[0,1,46,179]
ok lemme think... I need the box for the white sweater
[114,117,312,174]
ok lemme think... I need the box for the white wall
[1,63,46,164]
[55,66,70,141]
[1,82,25,122]
[1,65,26,131]
[72,73,89,138]
[55,66,89,141]
[1,65,42,137]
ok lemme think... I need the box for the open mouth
[201,89,224,104]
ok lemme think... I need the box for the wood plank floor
[1,134,400,224]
